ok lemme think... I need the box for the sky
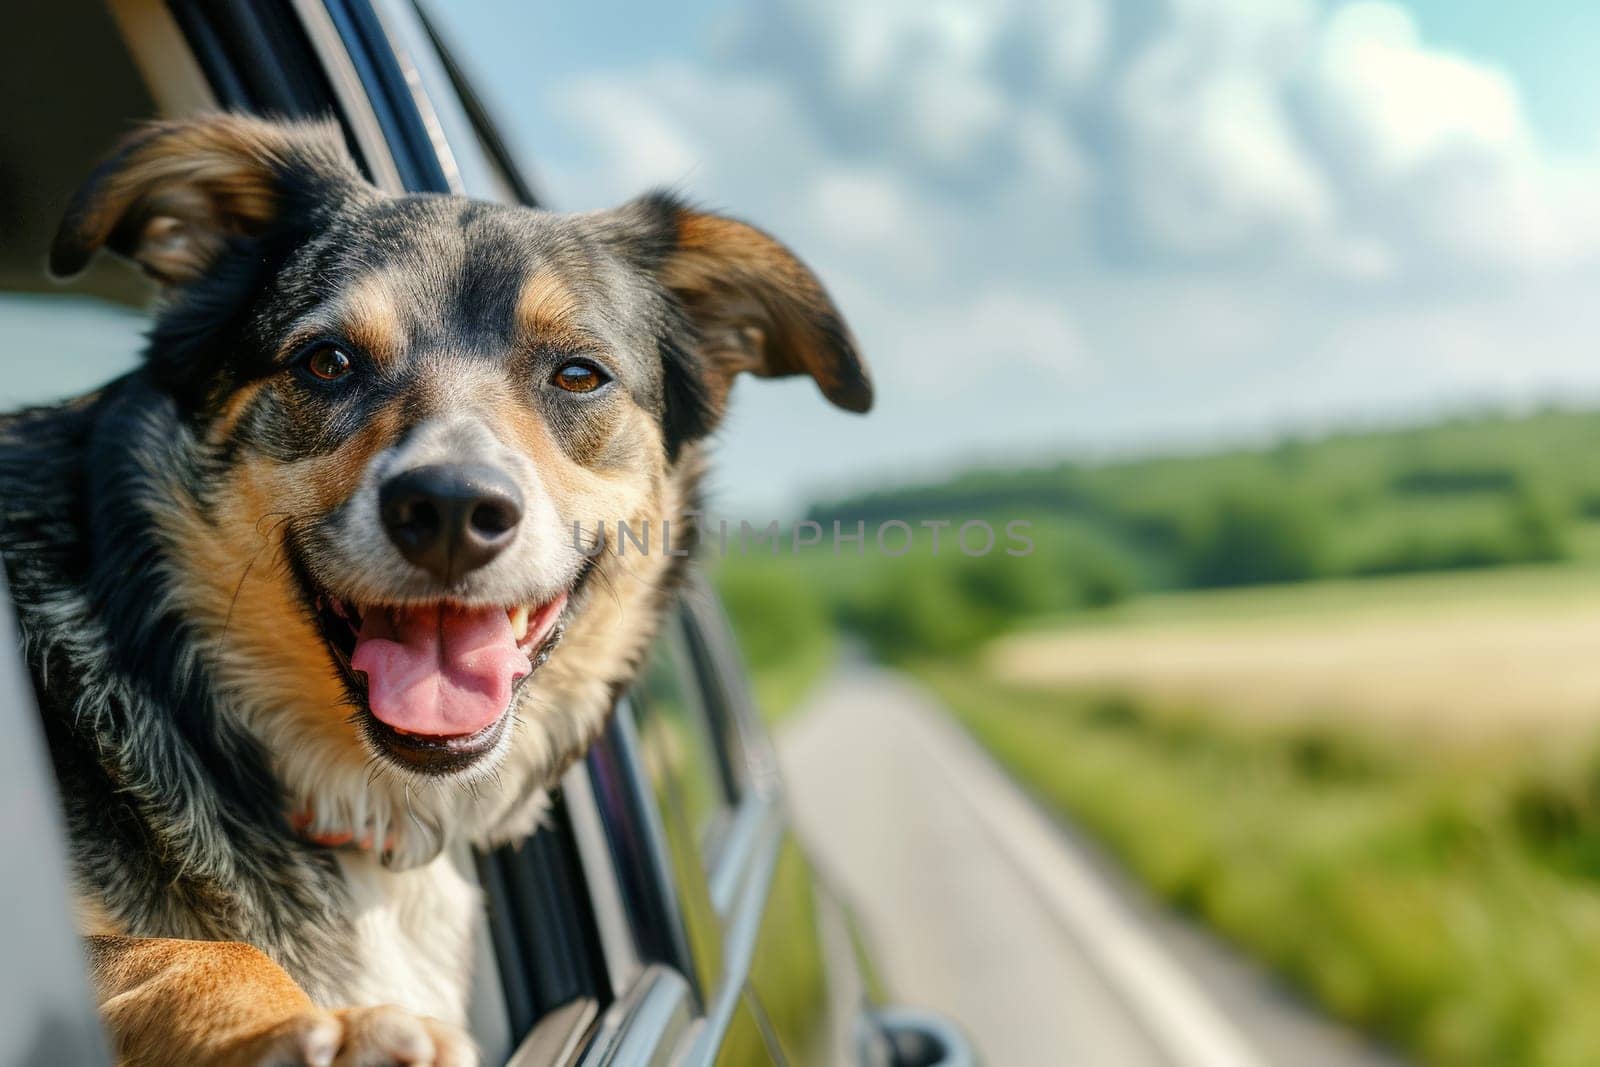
[23,1,1600,519]
[433,0,1600,517]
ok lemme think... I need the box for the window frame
[679,580,789,917]
[663,594,793,1064]
[162,0,407,192]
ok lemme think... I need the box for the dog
[0,113,869,1065]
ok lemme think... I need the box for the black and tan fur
[0,114,868,1065]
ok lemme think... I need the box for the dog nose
[379,463,523,584]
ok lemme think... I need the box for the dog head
[53,114,869,859]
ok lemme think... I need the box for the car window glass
[679,591,767,799]
[635,614,736,862]
[0,7,160,408]
[628,644,728,997]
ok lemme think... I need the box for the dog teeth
[510,605,530,641]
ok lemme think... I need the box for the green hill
[719,406,1600,674]
[806,406,1600,593]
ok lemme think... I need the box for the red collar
[291,810,394,852]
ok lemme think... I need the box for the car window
[679,584,776,800]
[635,614,738,863]
[0,6,163,409]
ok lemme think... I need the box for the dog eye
[298,343,355,383]
[552,359,609,394]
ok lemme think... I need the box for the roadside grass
[919,665,1600,1066]
[913,564,1600,1066]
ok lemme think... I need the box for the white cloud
[1011,109,1089,192]
[807,166,915,250]
[504,0,1600,507]
[558,79,701,196]
[540,0,1600,298]
[891,289,1091,393]
[1311,2,1525,178]
[1120,65,1334,255]
[1295,2,1600,274]
[904,63,1009,165]
[551,63,821,210]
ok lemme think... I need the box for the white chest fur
[329,847,480,1024]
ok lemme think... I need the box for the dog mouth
[308,578,581,776]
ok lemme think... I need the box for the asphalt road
[776,661,1405,1067]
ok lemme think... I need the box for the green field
[1023,557,1600,631]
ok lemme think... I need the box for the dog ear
[613,193,873,422]
[51,113,369,286]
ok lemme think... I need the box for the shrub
[1184,487,1326,588]
[1504,479,1568,563]
[1353,480,1570,576]
[1063,538,1135,608]
[837,558,996,661]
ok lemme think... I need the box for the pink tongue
[351,604,531,737]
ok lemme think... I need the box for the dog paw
[238,1005,476,1067]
